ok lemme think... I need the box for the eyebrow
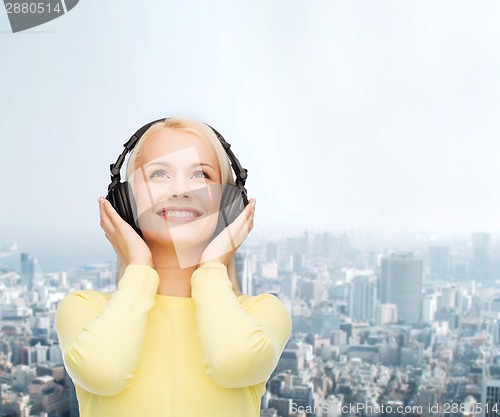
[144,161,216,170]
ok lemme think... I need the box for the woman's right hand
[98,196,153,268]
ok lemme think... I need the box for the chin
[172,216,217,245]
[141,222,216,269]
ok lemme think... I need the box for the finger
[99,198,115,233]
[229,200,255,243]
[226,224,236,251]
[247,210,255,232]
[104,233,113,246]
[242,200,256,233]
[233,199,255,228]
[101,196,128,228]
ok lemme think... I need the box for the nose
[170,192,190,200]
[167,177,192,200]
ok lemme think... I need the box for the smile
[164,210,199,218]
[155,207,203,223]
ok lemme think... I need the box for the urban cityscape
[0,230,499,417]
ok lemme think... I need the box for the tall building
[20,252,35,291]
[20,252,42,291]
[312,306,341,335]
[421,292,437,323]
[276,341,304,373]
[266,242,278,262]
[28,375,68,415]
[291,252,305,274]
[349,275,377,322]
[268,398,292,417]
[438,285,457,310]
[482,364,500,417]
[300,280,324,302]
[490,299,500,313]
[299,230,309,258]
[472,233,490,283]
[428,246,450,275]
[281,273,298,301]
[235,252,253,295]
[417,384,439,417]
[20,346,37,366]
[379,252,423,325]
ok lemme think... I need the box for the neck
[148,241,205,297]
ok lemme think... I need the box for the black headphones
[106,118,249,241]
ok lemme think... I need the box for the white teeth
[165,210,198,218]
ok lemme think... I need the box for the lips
[155,206,203,223]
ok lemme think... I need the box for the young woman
[55,117,292,417]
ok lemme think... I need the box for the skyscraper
[282,273,298,301]
[379,252,423,325]
[20,252,39,291]
[428,245,450,275]
[472,233,491,283]
[235,252,253,295]
[482,364,500,417]
[292,252,305,274]
[349,275,377,322]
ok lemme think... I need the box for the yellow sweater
[55,263,291,417]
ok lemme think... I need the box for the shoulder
[237,293,292,345]
[237,293,291,322]
[55,289,113,336]
[57,289,112,315]
[237,292,286,309]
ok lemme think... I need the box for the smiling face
[129,128,223,257]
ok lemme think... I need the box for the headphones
[106,118,249,241]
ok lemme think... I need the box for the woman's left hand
[199,198,256,266]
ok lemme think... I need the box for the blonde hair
[115,117,241,295]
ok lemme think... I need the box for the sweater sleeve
[191,262,292,388]
[55,265,159,396]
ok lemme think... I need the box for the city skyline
[2,224,499,277]
[1,227,500,416]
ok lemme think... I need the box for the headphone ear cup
[209,184,246,242]
[106,182,142,237]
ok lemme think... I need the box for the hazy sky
[1,1,500,254]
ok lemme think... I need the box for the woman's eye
[149,170,169,180]
[192,170,210,179]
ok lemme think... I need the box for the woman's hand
[199,198,256,267]
[98,196,154,268]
